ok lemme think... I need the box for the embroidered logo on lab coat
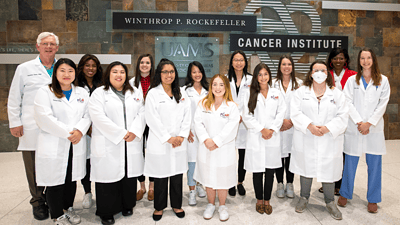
[271,95,279,100]
[220,113,229,118]
[180,98,185,102]
[133,97,140,102]
[77,98,84,103]
[330,99,335,104]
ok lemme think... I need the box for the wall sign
[155,37,220,78]
[113,12,257,32]
[230,34,348,53]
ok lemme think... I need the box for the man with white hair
[8,32,59,221]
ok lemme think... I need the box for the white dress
[193,101,240,189]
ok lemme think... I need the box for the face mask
[312,71,327,84]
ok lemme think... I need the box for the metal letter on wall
[155,37,220,78]
[243,0,328,75]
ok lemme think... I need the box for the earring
[344,62,348,68]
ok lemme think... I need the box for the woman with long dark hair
[89,61,145,225]
[144,59,191,221]
[271,55,302,199]
[242,63,286,214]
[34,58,91,224]
[76,54,103,209]
[290,60,348,220]
[227,50,252,196]
[129,54,156,202]
[183,61,209,206]
[194,74,240,221]
[338,48,390,213]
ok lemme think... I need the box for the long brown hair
[356,48,381,86]
[248,63,271,114]
[201,74,234,111]
[133,54,155,90]
[276,55,299,90]
[103,61,134,94]
[49,58,77,98]
[304,60,334,88]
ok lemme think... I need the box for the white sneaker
[54,214,72,225]
[286,183,294,198]
[218,205,229,222]
[65,207,81,224]
[188,190,197,206]
[203,203,215,220]
[276,183,285,198]
[82,193,92,209]
[196,184,206,198]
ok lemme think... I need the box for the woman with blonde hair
[194,74,240,221]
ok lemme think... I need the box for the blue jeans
[339,153,382,203]
[187,162,196,186]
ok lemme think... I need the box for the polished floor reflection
[1,140,400,224]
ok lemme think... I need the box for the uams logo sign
[241,0,338,75]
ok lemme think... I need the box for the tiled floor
[1,140,400,224]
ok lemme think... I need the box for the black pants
[22,151,46,207]
[238,149,246,183]
[275,154,294,183]
[46,145,77,219]
[154,174,183,211]
[95,142,137,217]
[81,158,91,193]
[253,169,275,201]
[138,125,154,183]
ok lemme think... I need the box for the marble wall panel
[177,1,188,11]
[133,0,156,10]
[42,0,53,10]
[18,0,41,20]
[78,43,101,54]
[0,32,6,45]
[320,9,338,26]
[56,32,78,54]
[356,25,374,38]
[54,0,65,9]
[156,1,178,11]
[392,57,399,67]
[386,104,399,115]
[7,21,42,44]
[199,0,219,12]
[383,47,400,57]
[338,10,356,27]
[123,0,133,10]
[112,33,123,44]
[122,33,133,54]
[78,21,111,44]
[377,57,391,76]
[66,21,78,32]
[0,65,7,86]
[383,28,400,47]
[42,10,67,33]
[0,0,18,31]
[112,1,122,10]
[393,12,400,26]
[389,122,400,139]
[89,0,111,21]
[354,37,365,47]
[375,11,392,28]
[101,43,122,54]
[66,0,88,21]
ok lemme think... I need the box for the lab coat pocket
[36,132,58,158]
[91,135,106,157]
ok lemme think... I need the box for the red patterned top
[140,75,151,96]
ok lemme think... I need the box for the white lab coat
[34,85,91,186]
[228,74,252,149]
[144,84,191,178]
[242,87,286,172]
[290,85,349,182]
[193,101,240,189]
[82,85,92,159]
[183,86,209,162]
[128,78,142,90]
[8,56,54,150]
[89,86,145,183]
[343,75,390,156]
[271,78,303,157]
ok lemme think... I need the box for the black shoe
[100,215,115,225]
[173,209,185,218]
[33,204,49,221]
[229,186,236,196]
[237,184,246,196]
[152,213,162,221]
[122,209,133,216]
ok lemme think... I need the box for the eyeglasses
[312,69,327,73]
[233,59,245,63]
[41,42,57,47]
[161,70,175,75]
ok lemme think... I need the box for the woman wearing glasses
[144,59,191,221]
[227,50,252,196]
[290,61,348,220]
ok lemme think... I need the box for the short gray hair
[37,32,59,46]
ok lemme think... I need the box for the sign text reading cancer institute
[113,12,257,32]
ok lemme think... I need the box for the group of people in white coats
[8,31,390,225]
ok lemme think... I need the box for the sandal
[256,204,264,214]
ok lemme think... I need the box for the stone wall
[0,0,399,151]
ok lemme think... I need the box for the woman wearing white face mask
[290,60,348,220]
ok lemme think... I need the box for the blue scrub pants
[339,153,382,203]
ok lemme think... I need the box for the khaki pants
[22,151,46,207]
